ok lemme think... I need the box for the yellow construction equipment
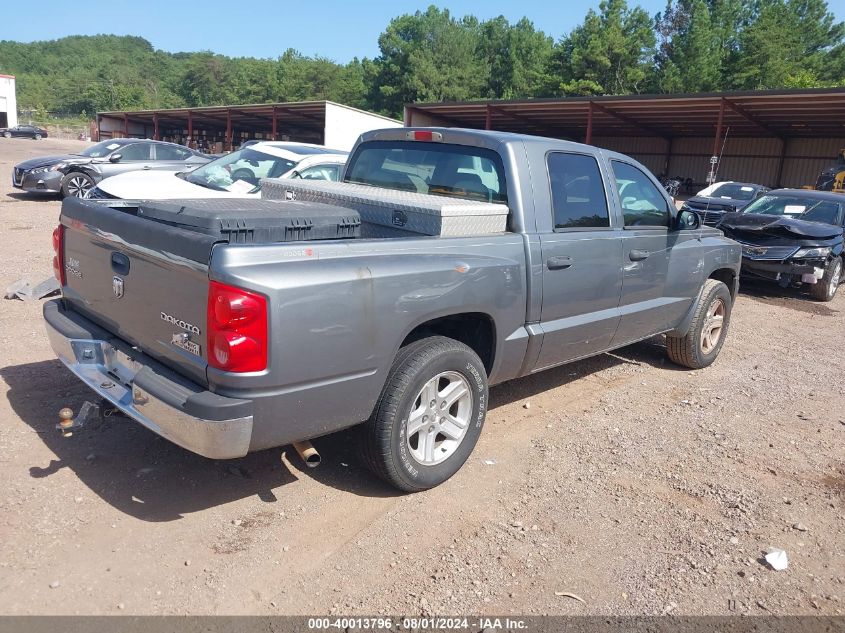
[812,149,845,193]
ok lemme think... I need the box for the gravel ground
[0,137,843,617]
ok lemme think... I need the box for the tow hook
[56,400,119,437]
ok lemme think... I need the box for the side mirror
[109,153,122,163]
[675,209,700,231]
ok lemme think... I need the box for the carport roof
[405,88,845,139]
[98,100,397,133]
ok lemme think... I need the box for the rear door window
[345,141,507,204]
[547,152,610,229]
[154,144,192,160]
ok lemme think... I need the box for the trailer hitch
[56,400,120,437]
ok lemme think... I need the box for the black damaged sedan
[718,190,844,302]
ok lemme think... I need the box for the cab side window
[547,152,610,230]
[118,143,152,161]
[611,161,671,228]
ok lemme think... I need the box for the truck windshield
[345,141,508,204]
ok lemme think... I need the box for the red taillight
[207,281,267,373]
[52,225,65,286]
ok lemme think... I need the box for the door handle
[547,256,573,270]
[629,249,650,261]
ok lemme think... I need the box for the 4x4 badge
[112,276,124,299]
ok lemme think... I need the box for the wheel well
[66,168,91,177]
[401,313,495,375]
[709,268,737,298]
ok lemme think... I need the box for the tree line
[1,0,843,121]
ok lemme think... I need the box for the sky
[1,0,687,63]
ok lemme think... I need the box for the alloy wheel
[700,297,725,354]
[66,176,92,198]
[829,259,842,300]
[406,371,473,465]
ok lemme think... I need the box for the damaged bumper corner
[740,258,826,285]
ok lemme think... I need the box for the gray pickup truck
[44,128,741,491]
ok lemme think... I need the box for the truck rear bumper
[43,300,253,459]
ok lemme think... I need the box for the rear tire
[61,172,95,198]
[809,257,842,302]
[361,336,488,492]
[666,279,732,369]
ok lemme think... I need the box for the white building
[0,74,17,129]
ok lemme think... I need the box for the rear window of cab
[345,141,508,204]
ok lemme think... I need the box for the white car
[88,142,348,200]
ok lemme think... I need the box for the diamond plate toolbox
[261,179,509,237]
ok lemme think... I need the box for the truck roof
[360,126,634,163]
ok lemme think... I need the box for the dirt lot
[0,137,843,617]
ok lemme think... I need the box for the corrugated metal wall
[592,136,668,175]
[593,135,845,188]
[782,138,845,188]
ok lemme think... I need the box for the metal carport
[97,100,401,152]
[405,88,845,189]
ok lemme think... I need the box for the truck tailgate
[60,198,215,387]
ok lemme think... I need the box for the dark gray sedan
[12,138,210,197]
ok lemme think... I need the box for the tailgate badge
[171,331,201,356]
[112,276,124,299]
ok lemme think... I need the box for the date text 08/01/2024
[307,617,528,630]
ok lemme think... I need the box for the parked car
[45,127,740,491]
[682,181,769,225]
[87,142,348,200]
[718,189,844,301]
[11,138,210,198]
[2,124,48,139]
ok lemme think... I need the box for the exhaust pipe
[292,441,321,468]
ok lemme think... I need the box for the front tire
[666,279,732,369]
[361,336,488,492]
[809,257,842,302]
[61,172,95,198]
[34,133,42,140]
[3,132,10,138]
